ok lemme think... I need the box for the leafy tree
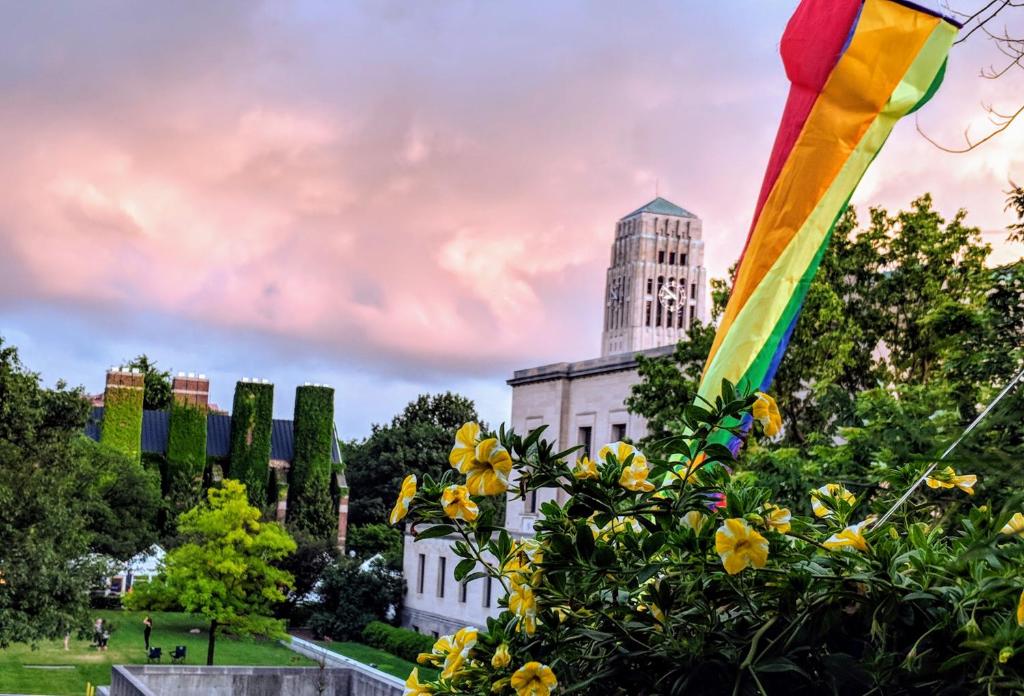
[125,480,296,664]
[1008,182,1024,243]
[124,354,172,411]
[0,338,162,646]
[277,528,339,623]
[346,523,403,568]
[344,393,483,526]
[308,557,403,641]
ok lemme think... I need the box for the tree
[277,528,339,623]
[124,355,172,411]
[1009,183,1024,243]
[346,523,403,568]
[308,557,403,641]
[126,480,296,665]
[0,338,162,645]
[344,393,483,527]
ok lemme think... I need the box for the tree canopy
[124,354,172,411]
[344,392,483,527]
[0,338,161,646]
[125,479,296,664]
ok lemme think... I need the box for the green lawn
[0,610,311,695]
[314,639,432,681]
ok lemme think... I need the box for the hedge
[228,381,274,507]
[166,401,208,513]
[100,382,144,462]
[361,621,435,663]
[287,385,336,538]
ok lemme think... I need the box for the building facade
[401,197,707,636]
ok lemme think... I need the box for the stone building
[401,197,708,636]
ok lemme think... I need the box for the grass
[0,610,311,695]
[314,639,432,681]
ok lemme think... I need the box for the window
[612,423,627,441]
[459,579,468,603]
[417,554,425,594]
[691,283,697,299]
[437,557,446,598]
[689,305,696,326]
[646,278,653,294]
[669,252,676,265]
[655,277,664,326]
[527,490,538,514]
[578,426,593,458]
[483,577,493,608]
[645,301,652,326]
[412,625,420,633]
[658,250,665,264]
[432,631,439,639]
[681,253,687,267]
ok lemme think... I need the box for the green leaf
[415,524,457,541]
[454,558,476,581]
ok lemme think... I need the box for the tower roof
[622,197,696,220]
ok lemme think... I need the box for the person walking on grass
[143,616,153,651]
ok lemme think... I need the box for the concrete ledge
[507,345,675,386]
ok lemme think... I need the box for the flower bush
[393,382,1024,695]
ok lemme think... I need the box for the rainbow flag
[698,0,958,448]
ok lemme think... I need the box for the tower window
[646,278,653,294]
[658,250,665,264]
[645,301,652,326]
[681,254,687,267]
[691,283,697,299]
[689,305,696,326]
[669,252,676,265]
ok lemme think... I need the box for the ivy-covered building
[85,368,349,549]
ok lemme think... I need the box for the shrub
[166,401,208,515]
[394,384,1024,695]
[361,621,434,663]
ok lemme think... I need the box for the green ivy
[287,385,336,539]
[100,383,143,462]
[228,382,274,507]
[166,401,208,516]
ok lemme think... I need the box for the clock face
[658,282,679,310]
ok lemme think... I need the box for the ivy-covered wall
[228,381,274,507]
[287,385,336,538]
[100,382,144,462]
[166,401,208,515]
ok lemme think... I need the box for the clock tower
[601,197,708,356]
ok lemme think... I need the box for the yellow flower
[465,438,513,496]
[1000,646,1014,664]
[1017,589,1024,628]
[1001,512,1024,536]
[715,518,769,575]
[491,643,511,669]
[925,466,977,495]
[417,634,454,666]
[682,510,706,534]
[823,519,872,552]
[599,441,645,468]
[752,392,782,437]
[441,485,479,522]
[572,455,599,480]
[762,503,791,534]
[811,483,856,518]
[389,474,417,525]
[450,422,481,472]
[439,627,478,680]
[510,662,557,696]
[404,667,434,695]
[508,583,538,635]
[618,459,655,492]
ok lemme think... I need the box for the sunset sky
[1,1,1021,437]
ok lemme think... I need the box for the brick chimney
[105,366,145,393]
[172,372,210,408]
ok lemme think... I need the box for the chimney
[172,371,210,408]
[105,366,145,393]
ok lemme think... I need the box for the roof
[507,344,676,387]
[622,197,696,220]
[85,407,342,464]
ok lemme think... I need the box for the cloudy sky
[1,1,1021,437]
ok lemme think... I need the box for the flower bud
[999,646,1014,664]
